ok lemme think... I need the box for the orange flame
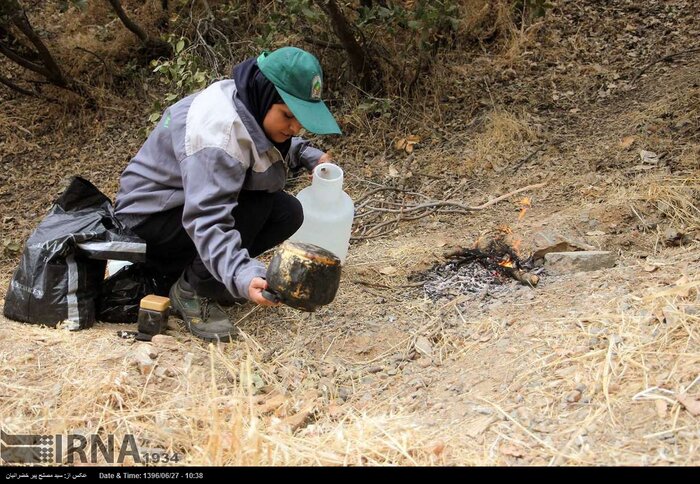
[512,238,522,254]
[498,255,515,268]
[498,224,513,234]
[518,196,532,221]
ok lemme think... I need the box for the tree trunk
[106,0,172,59]
[314,0,383,94]
[106,0,148,43]
[10,8,69,87]
[0,1,93,104]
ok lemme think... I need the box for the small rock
[316,378,333,394]
[414,336,433,357]
[544,251,617,274]
[409,377,427,389]
[565,390,582,403]
[473,406,494,415]
[138,343,159,359]
[663,227,692,247]
[417,358,432,368]
[531,231,596,261]
[390,353,408,363]
[129,347,156,375]
[338,387,352,401]
[154,366,176,378]
[639,149,659,165]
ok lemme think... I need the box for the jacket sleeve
[288,137,325,172]
[180,147,266,300]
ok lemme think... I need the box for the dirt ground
[0,0,698,466]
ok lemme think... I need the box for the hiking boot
[168,275,238,342]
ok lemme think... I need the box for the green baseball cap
[257,47,341,135]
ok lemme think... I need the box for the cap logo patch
[310,75,322,100]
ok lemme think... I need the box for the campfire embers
[412,234,540,302]
[419,259,513,301]
[443,247,539,288]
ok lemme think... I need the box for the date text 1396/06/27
[98,472,202,479]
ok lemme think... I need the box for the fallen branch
[350,279,424,289]
[352,182,547,241]
[504,267,540,287]
[633,46,700,82]
[74,46,113,81]
[368,182,545,214]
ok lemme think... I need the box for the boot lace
[200,297,212,321]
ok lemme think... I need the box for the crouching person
[115,47,341,342]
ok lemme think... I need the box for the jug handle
[262,289,281,304]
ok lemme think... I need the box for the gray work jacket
[115,80,324,299]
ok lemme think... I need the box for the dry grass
[2,233,698,466]
[0,321,437,466]
[645,177,700,229]
[466,109,539,172]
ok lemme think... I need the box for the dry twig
[352,182,546,241]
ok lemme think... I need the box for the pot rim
[279,241,341,266]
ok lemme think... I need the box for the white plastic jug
[290,163,354,263]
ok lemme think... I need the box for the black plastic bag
[3,177,146,330]
[97,263,171,323]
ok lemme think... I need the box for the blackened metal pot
[262,241,341,312]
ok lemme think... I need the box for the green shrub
[148,36,212,126]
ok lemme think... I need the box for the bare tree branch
[106,0,171,59]
[106,0,149,43]
[0,41,49,76]
[0,2,94,104]
[313,0,382,93]
[10,8,69,86]
[0,73,36,97]
[303,35,343,50]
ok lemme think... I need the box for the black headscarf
[232,57,291,158]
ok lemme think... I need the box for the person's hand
[248,277,279,306]
[317,152,332,165]
[310,152,332,178]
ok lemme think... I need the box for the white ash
[421,261,511,301]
